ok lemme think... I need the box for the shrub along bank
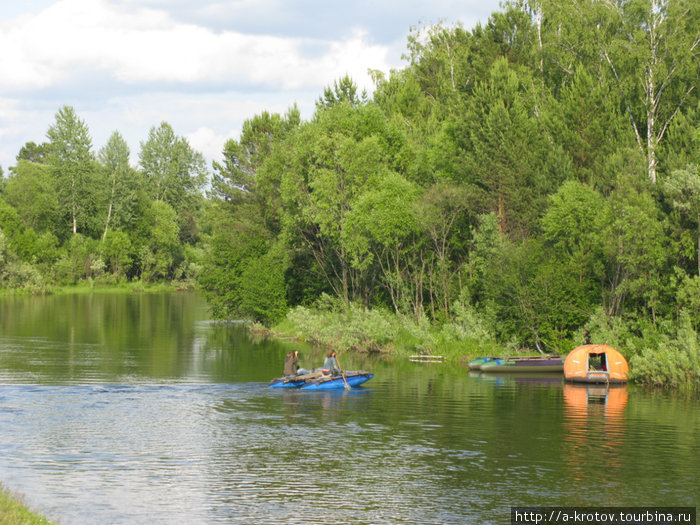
[264,297,700,392]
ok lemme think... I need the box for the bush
[441,289,494,342]
[0,260,47,293]
[239,250,288,325]
[629,311,700,390]
[284,294,400,352]
[578,307,628,351]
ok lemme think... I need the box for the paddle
[336,355,351,390]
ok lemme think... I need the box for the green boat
[468,357,497,370]
[479,355,564,373]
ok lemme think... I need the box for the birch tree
[99,131,131,241]
[46,106,95,236]
[599,0,700,183]
[138,122,207,212]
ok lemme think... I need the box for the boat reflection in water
[564,383,629,417]
[470,371,564,387]
[562,383,629,504]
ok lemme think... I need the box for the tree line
[1,0,699,385]
[0,108,207,289]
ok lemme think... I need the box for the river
[0,292,698,524]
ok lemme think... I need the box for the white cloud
[0,0,391,93]
[0,0,502,170]
[82,91,304,168]
[186,126,235,163]
[0,0,391,168]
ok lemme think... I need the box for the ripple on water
[2,298,700,523]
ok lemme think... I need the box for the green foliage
[198,200,272,320]
[139,122,207,213]
[546,64,631,188]
[541,180,610,286]
[53,233,101,284]
[1,107,207,290]
[0,197,23,239]
[662,165,700,276]
[102,230,133,277]
[4,2,700,388]
[285,295,401,353]
[629,312,700,390]
[662,101,700,172]
[140,201,181,282]
[12,228,39,262]
[675,274,700,329]
[343,172,420,311]
[16,141,52,164]
[3,160,61,236]
[99,131,134,241]
[47,105,101,237]
[606,177,674,318]
[579,307,628,352]
[457,58,563,237]
[0,230,46,293]
[239,248,288,325]
[446,288,494,341]
[0,229,6,263]
[481,237,594,352]
[316,75,367,110]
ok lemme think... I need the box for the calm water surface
[0,293,698,524]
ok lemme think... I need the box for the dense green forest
[0,112,206,290]
[1,0,699,388]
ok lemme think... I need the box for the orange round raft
[564,344,629,383]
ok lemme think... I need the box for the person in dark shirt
[283,352,297,376]
[293,350,311,375]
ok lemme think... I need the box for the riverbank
[0,483,53,525]
[0,279,195,298]
[260,299,700,392]
[262,296,507,364]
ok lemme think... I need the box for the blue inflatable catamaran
[269,370,373,390]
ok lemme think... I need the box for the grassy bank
[0,484,53,525]
[0,279,196,297]
[267,294,505,364]
[264,297,700,391]
[51,280,194,295]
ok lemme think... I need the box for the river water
[0,292,698,524]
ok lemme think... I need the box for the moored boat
[564,344,628,383]
[479,355,564,373]
[468,356,497,370]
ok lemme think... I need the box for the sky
[0,0,503,171]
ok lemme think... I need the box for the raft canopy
[564,344,629,383]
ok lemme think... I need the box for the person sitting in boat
[283,352,297,376]
[294,350,312,375]
[322,350,341,376]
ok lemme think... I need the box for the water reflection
[277,388,373,423]
[563,383,629,419]
[472,371,564,387]
[1,293,699,523]
[562,383,628,504]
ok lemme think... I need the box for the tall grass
[0,483,53,525]
[272,293,505,362]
